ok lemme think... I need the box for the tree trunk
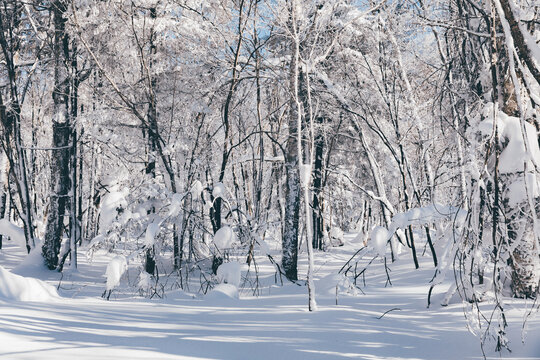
[506,196,540,298]
[42,122,70,269]
[211,0,246,234]
[311,117,325,250]
[0,152,7,249]
[42,0,71,270]
[282,0,301,281]
[144,83,158,275]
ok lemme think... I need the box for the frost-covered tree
[0,0,40,252]
[417,0,540,350]
[1,0,539,334]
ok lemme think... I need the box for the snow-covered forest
[0,0,539,358]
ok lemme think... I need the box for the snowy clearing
[0,235,538,360]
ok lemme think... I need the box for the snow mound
[206,283,239,300]
[213,226,236,250]
[0,265,59,301]
[316,273,358,296]
[216,261,241,287]
[12,246,51,278]
[137,271,152,291]
[105,256,128,291]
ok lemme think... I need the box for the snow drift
[0,265,59,301]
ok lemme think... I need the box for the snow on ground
[0,265,58,302]
[0,235,539,360]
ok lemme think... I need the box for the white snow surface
[216,261,241,287]
[0,218,26,250]
[12,246,50,278]
[316,273,358,296]
[0,235,538,359]
[0,265,58,301]
[206,283,239,300]
[213,225,236,250]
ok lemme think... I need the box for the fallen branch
[376,308,402,319]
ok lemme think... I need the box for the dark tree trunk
[282,2,301,281]
[42,122,70,269]
[211,1,245,235]
[312,117,325,250]
[143,6,159,275]
[144,89,158,276]
[42,0,72,270]
[0,154,7,249]
[283,158,300,281]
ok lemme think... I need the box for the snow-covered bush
[103,255,128,300]
[216,261,241,287]
[328,227,344,247]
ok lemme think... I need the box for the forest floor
[0,233,539,360]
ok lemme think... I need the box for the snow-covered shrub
[370,226,388,257]
[328,227,344,247]
[464,103,540,300]
[212,226,236,251]
[103,255,128,299]
[317,273,359,297]
[216,261,241,287]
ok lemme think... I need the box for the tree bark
[42,0,71,270]
[0,152,7,249]
[282,0,301,281]
[505,195,540,298]
[497,0,540,86]
[311,117,325,250]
